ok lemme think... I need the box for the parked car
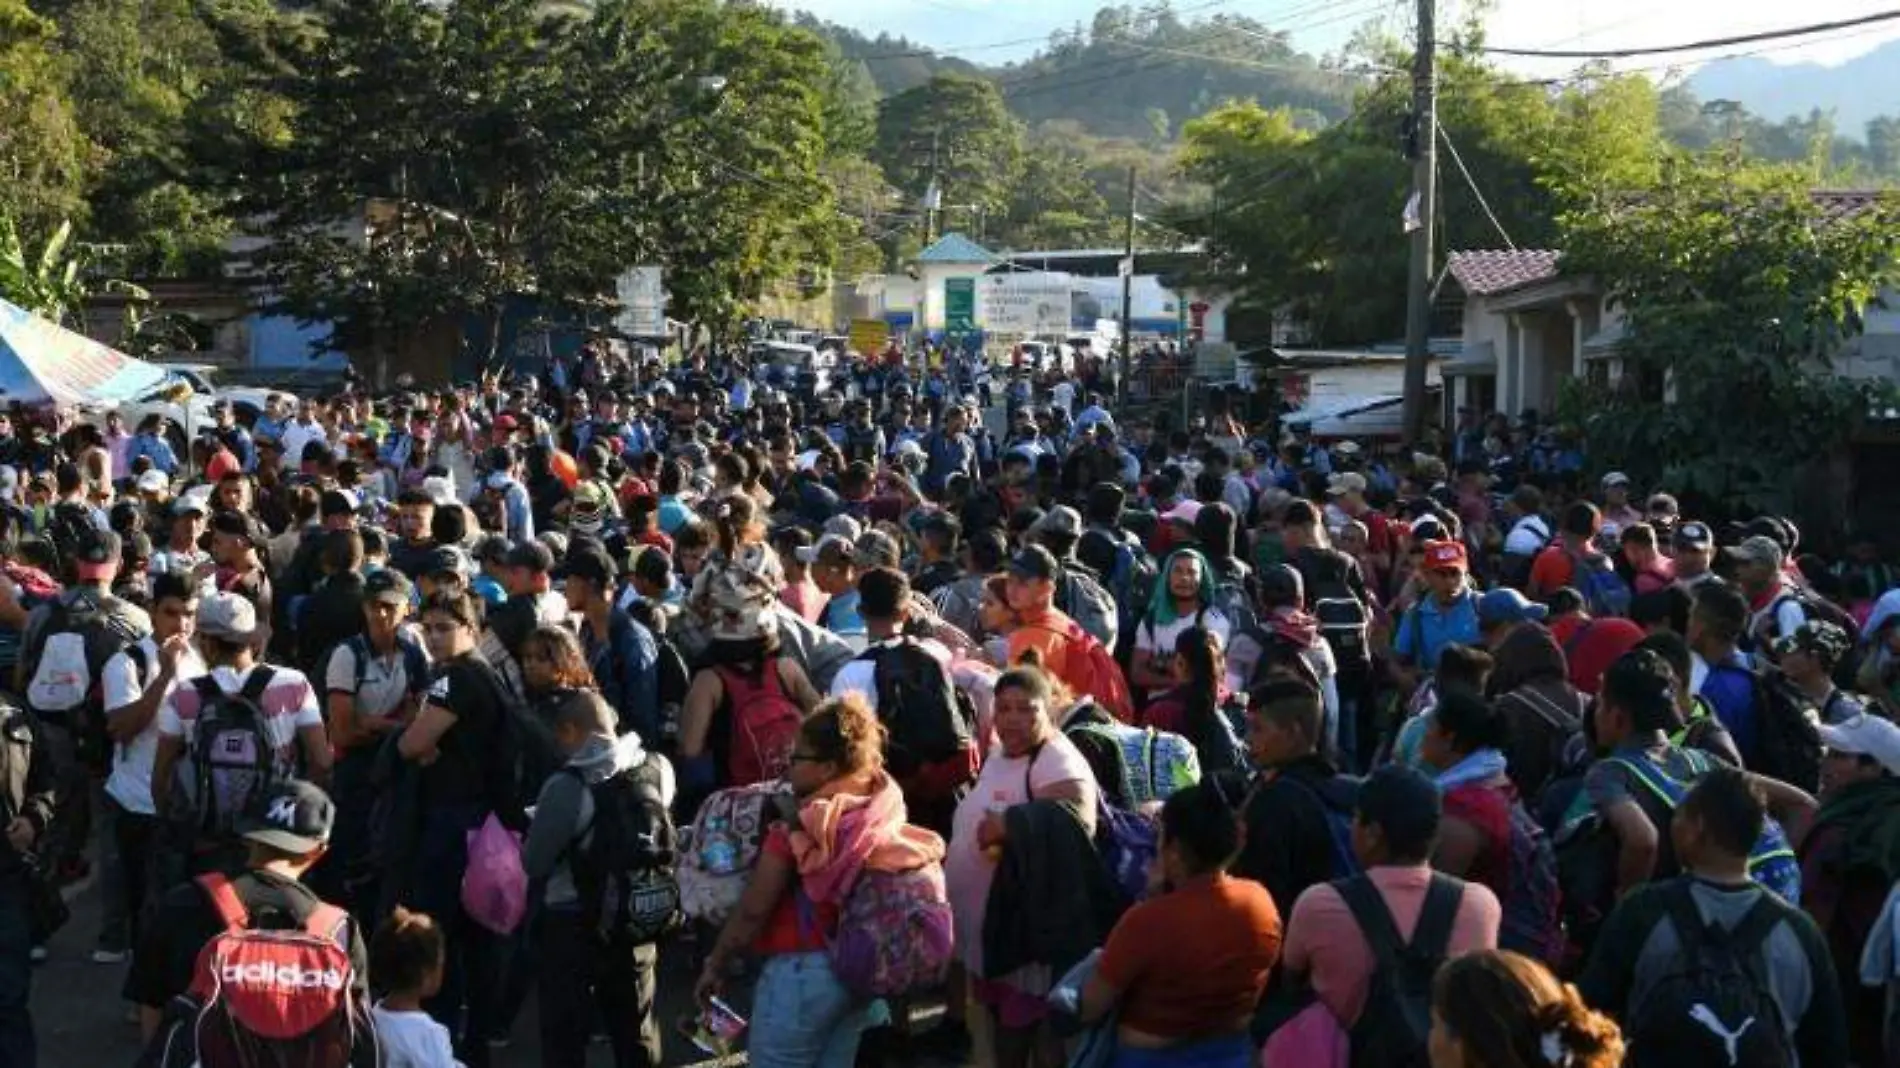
[75,363,295,458]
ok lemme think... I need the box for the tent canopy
[0,298,171,408]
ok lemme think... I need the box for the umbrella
[0,297,171,407]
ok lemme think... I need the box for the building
[1240,343,1450,440]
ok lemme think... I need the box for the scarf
[1146,548,1215,627]
[1811,776,1900,884]
[787,772,946,905]
[1435,747,1508,792]
[1266,607,1320,648]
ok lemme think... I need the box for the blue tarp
[0,298,170,407]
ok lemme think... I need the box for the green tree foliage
[0,0,88,242]
[1171,58,1664,344]
[1556,155,1900,514]
[995,143,1114,249]
[875,74,1023,218]
[203,0,837,365]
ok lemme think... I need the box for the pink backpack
[818,861,954,999]
[717,662,801,786]
[679,781,790,925]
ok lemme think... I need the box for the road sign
[848,318,889,357]
[944,277,977,334]
[979,276,1073,334]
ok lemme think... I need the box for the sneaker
[91,948,127,965]
[28,945,47,965]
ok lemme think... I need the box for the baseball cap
[364,568,414,606]
[319,489,359,517]
[1326,472,1368,497]
[821,514,864,541]
[210,510,266,548]
[135,469,169,495]
[796,532,856,566]
[1422,539,1468,573]
[425,545,472,578]
[1030,505,1083,541]
[172,495,209,517]
[493,413,519,433]
[72,527,123,581]
[504,539,556,574]
[1600,471,1631,489]
[236,779,334,854]
[198,590,258,641]
[1723,534,1784,570]
[559,541,618,587]
[1673,521,1714,550]
[1772,620,1853,667]
[1008,544,1059,583]
[1478,587,1550,627]
[1819,714,1900,777]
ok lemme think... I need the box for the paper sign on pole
[848,318,889,357]
[614,266,667,338]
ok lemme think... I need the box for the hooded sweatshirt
[523,732,676,909]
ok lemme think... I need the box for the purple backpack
[819,863,954,999]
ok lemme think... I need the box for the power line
[1436,124,1513,250]
[1473,8,1900,59]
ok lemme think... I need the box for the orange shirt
[1098,874,1283,1039]
[1006,605,1087,695]
[1527,544,1575,598]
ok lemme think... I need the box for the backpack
[1094,798,1160,906]
[182,669,288,844]
[814,862,955,999]
[1566,549,1632,619]
[1208,567,1259,639]
[1308,569,1371,672]
[1057,565,1121,651]
[145,872,374,1068]
[1339,872,1464,1068]
[929,577,985,639]
[1624,884,1793,1068]
[1495,686,1586,796]
[462,658,564,822]
[1497,795,1564,967]
[716,662,802,787]
[568,753,682,944]
[1767,589,1866,691]
[1605,751,1802,905]
[1709,662,1822,794]
[1026,618,1136,723]
[24,593,141,727]
[677,780,790,924]
[1067,720,1201,806]
[653,634,691,746]
[859,640,977,801]
[329,635,427,707]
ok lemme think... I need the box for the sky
[767,0,1900,81]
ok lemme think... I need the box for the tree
[206,0,838,373]
[874,74,1023,221]
[0,0,88,241]
[1556,153,1900,515]
[994,143,1113,249]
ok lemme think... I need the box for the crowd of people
[0,337,1895,1068]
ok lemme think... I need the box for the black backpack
[860,639,975,776]
[568,754,682,944]
[1625,886,1793,1068]
[1339,871,1464,1068]
[1306,560,1371,672]
[1748,669,1823,795]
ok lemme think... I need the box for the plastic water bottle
[702,817,737,874]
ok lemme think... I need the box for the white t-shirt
[1503,515,1553,557]
[1050,381,1077,415]
[100,638,207,815]
[371,1005,462,1068]
[828,636,954,713]
[323,639,422,721]
[943,734,1098,978]
[157,663,323,780]
[1135,607,1232,675]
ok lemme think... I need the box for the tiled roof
[916,232,997,264]
[1812,190,1890,224]
[1446,249,1562,297]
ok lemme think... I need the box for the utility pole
[922,129,942,247]
[1118,165,1137,411]
[1400,0,1437,444]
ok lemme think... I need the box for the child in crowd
[370,907,461,1068]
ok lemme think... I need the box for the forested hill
[797,5,1357,143]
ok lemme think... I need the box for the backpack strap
[239,665,276,705]
[1334,874,1409,971]
[301,901,351,947]
[196,873,250,930]
[1409,874,1465,961]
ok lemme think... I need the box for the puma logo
[1689,1004,1756,1065]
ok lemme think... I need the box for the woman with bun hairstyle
[694,694,945,1068]
[1430,950,1624,1068]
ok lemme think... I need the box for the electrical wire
[1472,8,1900,59]
[1436,124,1514,249]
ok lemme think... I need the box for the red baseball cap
[1422,539,1468,573]
[493,414,519,432]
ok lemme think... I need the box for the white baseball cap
[1820,715,1900,777]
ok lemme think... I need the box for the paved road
[34,870,963,1067]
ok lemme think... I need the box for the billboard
[979,276,1073,335]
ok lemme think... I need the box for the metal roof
[915,233,997,265]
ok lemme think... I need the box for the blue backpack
[1567,549,1632,619]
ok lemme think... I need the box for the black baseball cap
[1673,521,1714,550]
[425,545,471,578]
[73,527,122,581]
[1008,544,1059,583]
[236,779,334,854]
[319,489,359,518]
[559,542,618,587]
[364,568,413,606]
[503,540,555,574]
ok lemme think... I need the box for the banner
[848,318,889,356]
[979,276,1073,335]
[614,266,667,338]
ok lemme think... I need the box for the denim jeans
[0,872,37,1068]
[748,950,873,1068]
[100,794,160,954]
